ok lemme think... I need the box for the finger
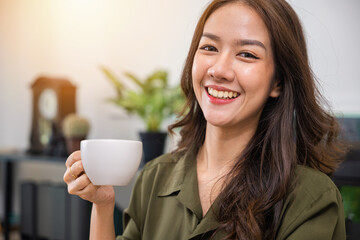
[70,160,85,179]
[65,150,81,168]
[67,173,91,195]
[63,161,84,184]
[63,168,72,184]
[77,182,99,201]
[75,173,92,191]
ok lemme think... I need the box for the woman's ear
[269,80,282,98]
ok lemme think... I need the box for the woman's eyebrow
[236,39,266,51]
[202,32,221,41]
[202,32,266,51]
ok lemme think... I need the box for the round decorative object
[38,88,58,120]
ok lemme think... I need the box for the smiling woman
[192,3,280,130]
[63,0,346,239]
[168,0,346,239]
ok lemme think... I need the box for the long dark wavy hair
[169,0,344,239]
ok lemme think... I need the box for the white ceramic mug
[80,139,142,186]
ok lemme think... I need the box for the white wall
[0,0,359,216]
[289,0,360,114]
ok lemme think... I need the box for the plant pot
[139,132,167,163]
[65,137,85,155]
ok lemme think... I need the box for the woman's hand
[63,151,115,206]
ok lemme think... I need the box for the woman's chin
[204,115,234,128]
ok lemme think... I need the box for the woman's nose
[207,53,235,82]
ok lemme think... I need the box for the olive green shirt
[116,151,345,240]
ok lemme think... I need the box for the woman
[64,0,346,239]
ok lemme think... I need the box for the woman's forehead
[203,3,271,48]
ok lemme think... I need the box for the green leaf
[123,72,147,92]
[100,66,125,97]
[145,70,168,90]
[340,186,360,222]
[146,114,162,132]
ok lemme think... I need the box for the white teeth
[218,91,224,98]
[213,89,218,97]
[207,87,239,99]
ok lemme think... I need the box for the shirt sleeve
[277,187,346,240]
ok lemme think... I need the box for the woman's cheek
[192,61,198,79]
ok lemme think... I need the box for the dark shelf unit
[0,152,91,240]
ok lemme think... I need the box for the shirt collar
[158,151,197,197]
[157,150,222,237]
[156,150,195,197]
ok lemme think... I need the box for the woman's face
[192,3,280,130]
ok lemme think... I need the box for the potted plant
[100,67,185,163]
[62,113,90,154]
[340,185,360,238]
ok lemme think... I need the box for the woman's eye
[200,45,218,52]
[239,52,259,59]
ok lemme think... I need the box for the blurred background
[0,0,359,239]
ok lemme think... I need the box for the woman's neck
[196,122,258,216]
[197,122,257,174]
